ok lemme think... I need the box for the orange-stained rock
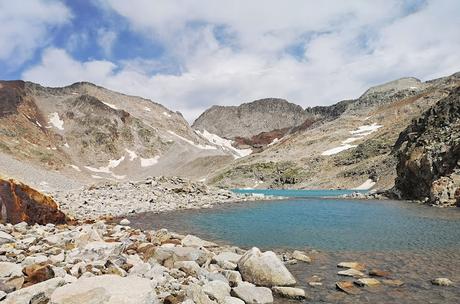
[0,178,68,225]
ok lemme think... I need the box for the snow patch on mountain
[48,112,64,130]
[195,129,252,158]
[140,156,160,167]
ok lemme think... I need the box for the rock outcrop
[393,87,460,206]
[0,178,68,224]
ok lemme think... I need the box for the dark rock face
[0,179,68,224]
[393,87,460,206]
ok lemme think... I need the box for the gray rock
[222,296,245,304]
[119,219,131,226]
[0,231,15,245]
[231,282,273,304]
[237,247,296,287]
[292,250,311,263]
[203,280,231,302]
[0,262,23,278]
[50,275,157,303]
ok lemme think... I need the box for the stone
[203,280,231,302]
[382,279,404,287]
[355,278,381,287]
[2,277,65,304]
[186,284,214,304]
[336,281,361,295]
[222,296,245,304]
[0,262,22,278]
[73,241,123,261]
[5,276,24,291]
[50,275,156,303]
[291,250,311,263]
[0,178,68,225]
[214,252,242,265]
[308,282,323,287]
[337,262,366,271]
[337,269,364,278]
[154,246,208,266]
[26,265,55,284]
[22,255,48,266]
[369,269,391,278]
[174,261,202,277]
[237,247,296,287]
[222,270,243,287]
[0,231,15,245]
[119,218,130,226]
[0,290,6,300]
[431,278,454,286]
[231,282,273,304]
[182,234,218,248]
[272,286,306,300]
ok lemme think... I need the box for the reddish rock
[336,281,361,295]
[0,178,68,225]
[24,264,55,284]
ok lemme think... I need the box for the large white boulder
[50,275,157,304]
[237,247,296,287]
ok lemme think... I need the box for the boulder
[0,231,15,245]
[186,284,215,304]
[237,247,296,287]
[0,178,68,225]
[0,262,23,278]
[291,251,311,263]
[203,280,231,302]
[272,286,306,300]
[182,235,217,248]
[154,246,208,266]
[231,282,273,304]
[214,252,242,266]
[50,275,157,303]
[222,296,245,304]
[2,277,65,304]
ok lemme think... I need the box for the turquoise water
[133,196,460,252]
[232,188,367,197]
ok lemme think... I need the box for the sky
[1,0,460,122]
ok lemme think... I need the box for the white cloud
[0,0,71,67]
[97,28,117,56]
[22,0,460,122]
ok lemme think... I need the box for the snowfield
[48,112,64,130]
[322,123,383,156]
[195,129,252,158]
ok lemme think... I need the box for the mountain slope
[207,73,460,191]
[0,81,235,191]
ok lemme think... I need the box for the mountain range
[1,72,459,206]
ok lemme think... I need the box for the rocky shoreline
[0,177,457,303]
[51,177,268,220]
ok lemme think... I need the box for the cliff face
[393,87,460,206]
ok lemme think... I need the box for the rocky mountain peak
[192,98,307,139]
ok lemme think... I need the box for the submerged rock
[237,247,296,287]
[355,278,381,287]
[431,278,454,286]
[336,281,361,295]
[272,286,307,300]
[0,178,68,225]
